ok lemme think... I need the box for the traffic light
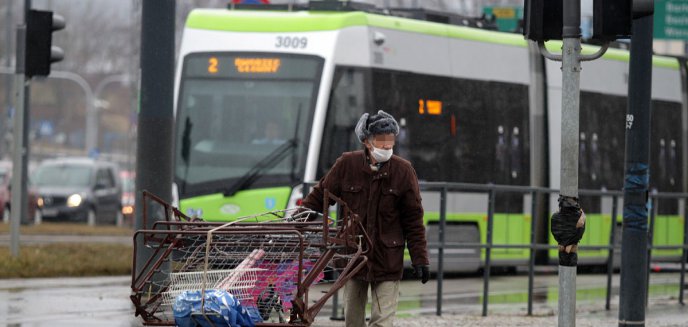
[523,0,563,41]
[25,9,65,77]
[592,0,655,40]
[593,0,632,40]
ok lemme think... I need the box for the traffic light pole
[618,13,654,327]
[9,0,31,258]
[535,1,608,325]
[558,2,582,326]
[134,0,175,279]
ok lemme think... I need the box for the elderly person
[301,110,429,327]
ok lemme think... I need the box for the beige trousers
[343,279,400,327]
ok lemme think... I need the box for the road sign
[654,0,688,40]
[484,6,523,32]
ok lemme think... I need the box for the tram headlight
[67,194,82,207]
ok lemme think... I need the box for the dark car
[32,158,122,225]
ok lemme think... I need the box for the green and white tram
[173,4,687,271]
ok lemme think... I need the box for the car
[0,161,39,225]
[32,157,122,225]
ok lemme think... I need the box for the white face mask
[371,146,393,163]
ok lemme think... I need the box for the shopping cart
[130,190,371,326]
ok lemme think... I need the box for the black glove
[413,265,430,284]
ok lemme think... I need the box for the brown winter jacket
[302,149,429,281]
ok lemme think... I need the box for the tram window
[651,100,683,214]
[318,67,370,179]
[322,67,532,213]
[483,81,530,213]
[368,69,530,212]
[175,53,323,194]
[579,92,627,213]
[371,69,453,183]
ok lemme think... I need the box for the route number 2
[275,36,308,49]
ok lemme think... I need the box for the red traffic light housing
[25,9,65,77]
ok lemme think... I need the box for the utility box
[523,0,563,41]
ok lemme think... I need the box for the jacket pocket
[379,187,400,221]
[379,232,405,274]
[341,183,363,214]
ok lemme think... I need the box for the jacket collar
[359,149,391,177]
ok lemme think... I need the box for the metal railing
[419,182,687,317]
[304,181,688,318]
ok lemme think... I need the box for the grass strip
[0,243,132,278]
[0,222,134,236]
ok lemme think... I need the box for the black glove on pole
[551,196,586,266]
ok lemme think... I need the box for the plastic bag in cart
[173,289,260,327]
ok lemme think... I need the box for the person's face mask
[368,134,395,163]
[370,145,393,162]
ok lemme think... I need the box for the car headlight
[122,205,134,215]
[67,194,82,207]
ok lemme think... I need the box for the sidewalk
[312,298,688,327]
[2,275,685,326]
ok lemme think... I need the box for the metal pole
[436,186,447,316]
[49,70,94,154]
[559,1,582,326]
[9,0,30,258]
[605,195,618,310]
[3,0,13,158]
[679,197,687,305]
[618,13,653,327]
[134,0,175,277]
[482,188,495,317]
[90,74,129,154]
[527,190,538,316]
[645,194,657,307]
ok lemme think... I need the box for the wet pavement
[0,276,138,326]
[0,273,686,326]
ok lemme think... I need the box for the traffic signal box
[25,9,65,77]
[593,0,632,40]
[524,0,563,41]
[523,0,655,42]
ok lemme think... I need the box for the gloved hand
[413,265,430,284]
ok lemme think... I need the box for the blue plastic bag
[172,289,260,327]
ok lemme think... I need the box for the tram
[173,2,686,271]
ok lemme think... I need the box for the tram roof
[186,9,678,69]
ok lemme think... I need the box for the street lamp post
[91,74,129,155]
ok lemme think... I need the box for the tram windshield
[175,53,323,198]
